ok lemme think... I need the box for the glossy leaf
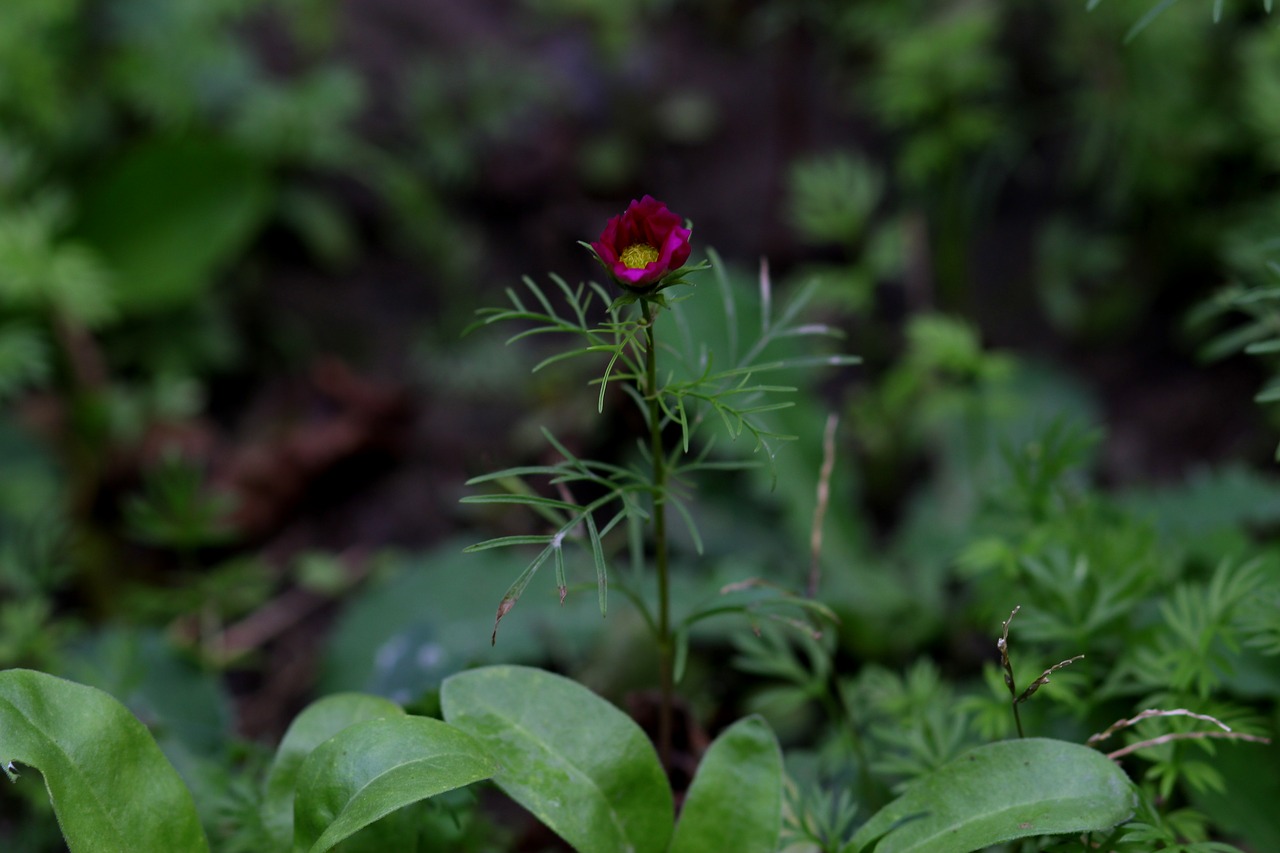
[262,693,405,848]
[441,665,673,853]
[849,738,1137,853]
[292,715,496,853]
[0,668,209,853]
[669,716,783,853]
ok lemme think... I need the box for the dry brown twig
[1089,708,1271,761]
[1016,655,1085,704]
[807,413,839,598]
[998,606,1084,737]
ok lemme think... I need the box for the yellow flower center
[620,243,659,269]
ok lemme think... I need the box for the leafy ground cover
[2,0,1280,851]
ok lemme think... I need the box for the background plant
[3,0,1280,849]
[464,241,856,761]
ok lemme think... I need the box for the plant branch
[998,606,1025,738]
[1106,730,1270,761]
[1088,708,1235,746]
[643,299,674,768]
[807,413,839,598]
[1088,706,1272,760]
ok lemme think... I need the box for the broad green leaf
[320,545,606,701]
[263,693,405,849]
[292,716,496,853]
[669,716,782,853]
[849,738,1137,853]
[441,665,673,853]
[0,668,209,853]
[73,136,272,314]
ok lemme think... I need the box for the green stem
[643,299,674,767]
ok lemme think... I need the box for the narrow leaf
[674,628,691,683]
[533,348,599,373]
[668,495,705,555]
[548,272,581,316]
[0,669,209,853]
[466,465,577,484]
[441,665,673,853]
[1201,321,1273,361]
[1244,338,1280,355]
[1124,0,1183,42]
[293,716,496,853]
[460,494,578,510]
[491,541,557,643]
[600,346,626,412]
[463,534,555,552]
[849,738,1137,853]
[554,543,568,604]
[1234,284,1280,303]
[585,512,608,616]
[524,276,559,321]
[670,717,783,853]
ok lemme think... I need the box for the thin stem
[1011,689,1027,739]
[643,299,675,767]
[1105,729,1270,761]
[807,413,839,598]
[999,607,1026,738]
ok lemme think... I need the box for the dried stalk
[807,413,839,598]
[1088,707,1271,760]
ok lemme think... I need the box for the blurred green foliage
[2,0,1280,850]
[778,0,1280,338]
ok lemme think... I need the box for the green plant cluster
[3,1,1280,852]
[0,0,532,676]
[782,0,1280,333]
[5,246,1279,851]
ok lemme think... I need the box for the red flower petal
[591,196,692,290]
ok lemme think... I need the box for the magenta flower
[590,196,692,290]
